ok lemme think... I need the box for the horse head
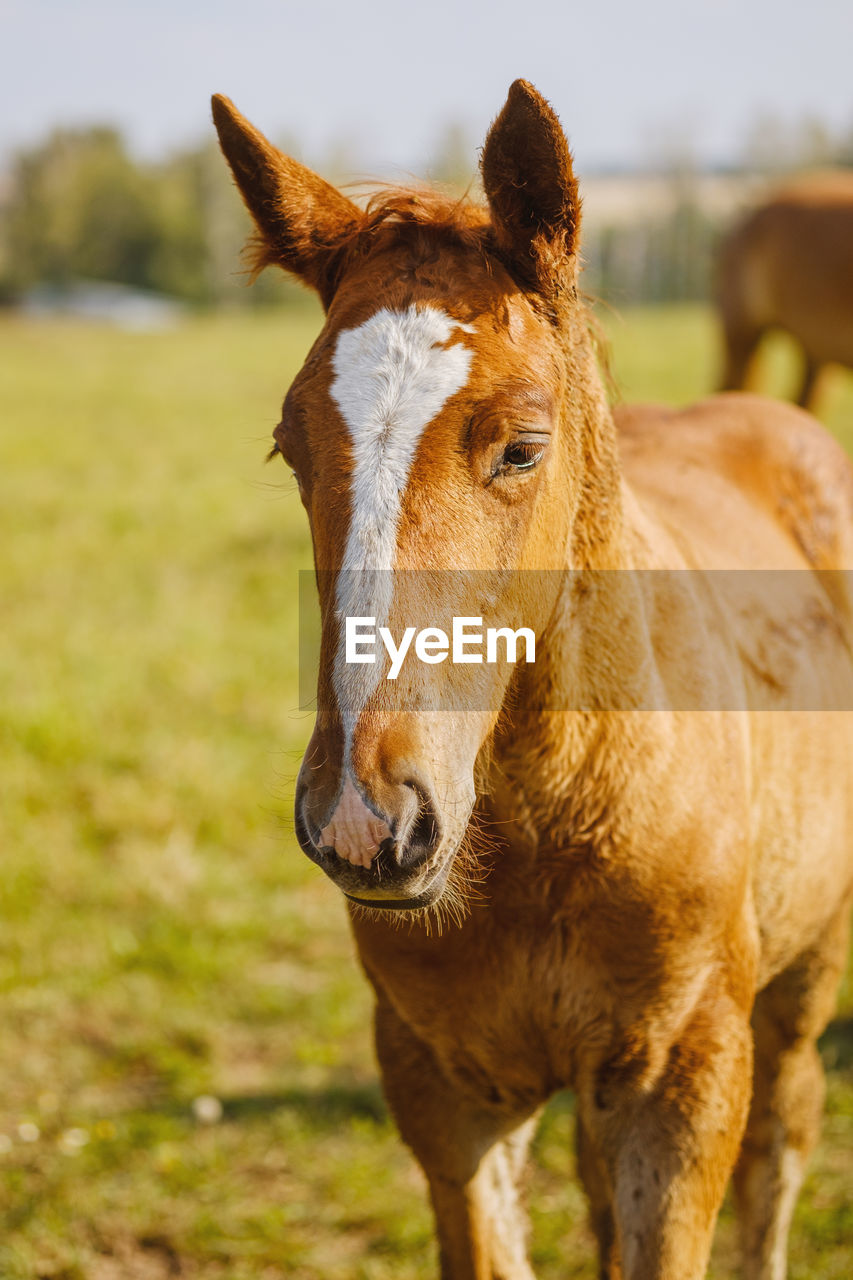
[213,81,617,913]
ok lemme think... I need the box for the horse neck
[487,331,660,845]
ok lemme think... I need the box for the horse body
[718,173,853,409]
[214,81,853,1280]
[358,394,853,1280]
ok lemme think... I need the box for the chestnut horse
[213,82,853,1280]
[718,171,853,411]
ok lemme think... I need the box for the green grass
[1,303,851,1278]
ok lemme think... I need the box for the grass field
[1,302,852,1279]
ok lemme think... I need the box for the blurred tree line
[583,195,717,306]
[581,113,853,306]
[0,113,850,310]
[0,125,300,307]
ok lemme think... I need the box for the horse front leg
[734,899,851,1280]
[375,997,538,1280]
[580,990,754,1280]
[576,1111,623,1280]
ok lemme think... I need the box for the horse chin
[344,853,455,913]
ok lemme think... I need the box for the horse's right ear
[211,95,360,307]
[481,80,581,301]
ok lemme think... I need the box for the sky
[2,0,853,176]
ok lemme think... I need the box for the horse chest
[359,913,629,1109]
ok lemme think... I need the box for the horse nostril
[394,780,442,869]
[410,805,439,850]
[294,794,320,853]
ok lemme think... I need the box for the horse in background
[718,172,853,411]
[214,80,853,1280]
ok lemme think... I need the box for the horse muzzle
[294,767,458,910]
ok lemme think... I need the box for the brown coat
[214,82,853,1280]
[719,172,853,410]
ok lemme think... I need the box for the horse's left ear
[481,80,581,300]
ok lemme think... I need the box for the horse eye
[501,441,545,473]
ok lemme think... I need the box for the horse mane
[247,184,496,285]
[352,185,493,246]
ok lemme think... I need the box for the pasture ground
[1,303,852,1279]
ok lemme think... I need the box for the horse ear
[481,80,581,299]
[211,94,360,307]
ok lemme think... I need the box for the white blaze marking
[329,304,473,739]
